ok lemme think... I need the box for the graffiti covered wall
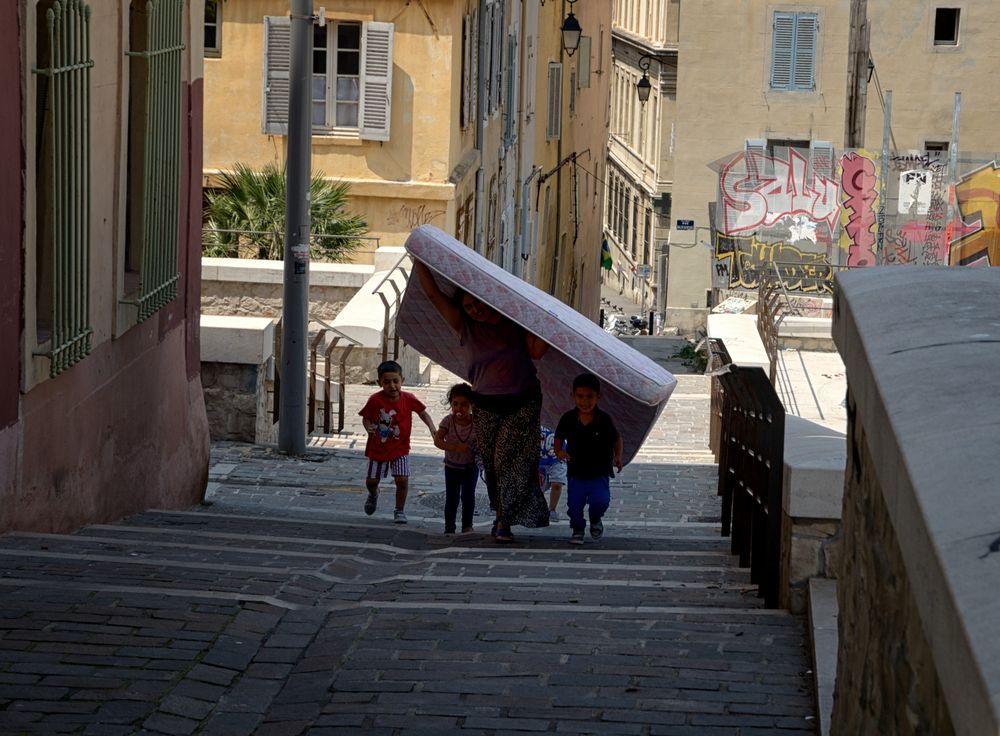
[710,147,1000,290]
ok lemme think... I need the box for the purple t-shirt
[439,414,477,468]
[460,315,539,396]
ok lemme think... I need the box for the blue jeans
[566,476,611,533]
[444,464,478,532]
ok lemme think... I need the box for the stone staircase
[0,376,817,735]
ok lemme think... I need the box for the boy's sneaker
[590,520,604,540]
[569,532,585,545]
[393,510,408,524]
[364,492,378,516]
[549,509,561,523]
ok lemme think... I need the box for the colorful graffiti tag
[714,233,834,293]
[838,151,879,267]
[950,161,1000,266]
[711,148,1000,287]
[719,149,840,236]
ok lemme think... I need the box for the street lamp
[561,0,582,56]
[636,54,653,103]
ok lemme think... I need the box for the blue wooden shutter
[770,12,795,90]
[792,13,817,90]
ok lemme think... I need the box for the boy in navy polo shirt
[554,373,623,545]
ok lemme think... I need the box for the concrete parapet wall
[200,315,276,444]
[780,416,847,614]
[831,267,1000,736]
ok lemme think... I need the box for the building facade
[2,0,210,533]
[606,0,678,319]
[634,0,1000,331]
[202,0,610,317]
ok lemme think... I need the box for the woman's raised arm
[412,261,462,333]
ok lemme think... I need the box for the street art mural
[839,151,878,267]
[950,161,1000,266]
[710,147,1000,291]
[720,148,840,236]
[714,233,834,293]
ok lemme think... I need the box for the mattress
[396,225,677,466]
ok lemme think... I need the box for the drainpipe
[473,0,487,254]
[548,0,566,296]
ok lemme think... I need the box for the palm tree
[203,161,368,261]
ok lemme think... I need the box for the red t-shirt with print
[358,391,427,461]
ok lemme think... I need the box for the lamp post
[561,0,581,56]
[636,54,653,103]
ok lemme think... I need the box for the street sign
[636,264,653,277]
[676,219,694,231]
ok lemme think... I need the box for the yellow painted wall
[203,0,473,255]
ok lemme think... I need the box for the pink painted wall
[0,11,209,534]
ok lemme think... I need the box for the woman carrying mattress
[413,262,551,541]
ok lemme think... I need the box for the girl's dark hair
[445,382,474,405]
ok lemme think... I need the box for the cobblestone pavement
[0,374,816,735]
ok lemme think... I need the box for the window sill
[313,133,364,147]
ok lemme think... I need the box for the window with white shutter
[546,62,562,140]
[770,11,817,91]
[262,16,290,134]
[360,21,393,140]
[261,17,393,140]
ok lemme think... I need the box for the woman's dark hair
[445,382,474,405]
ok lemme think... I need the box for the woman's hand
[525,332,548,360]
[413,261,462,333]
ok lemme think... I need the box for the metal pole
[945,92,961,264]
[278,0,313,455]
[876,89,891,266]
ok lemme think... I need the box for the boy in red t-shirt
[359,360,437,523]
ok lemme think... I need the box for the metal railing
[370,257,409,363]
[32,0,95,376]
[756,265,785,385]
[308,321,361,434]
[270,318,361,435]
[706,337,733,462]
[128,0,184,322]
[714,363,786,609]
[201,227,379,261]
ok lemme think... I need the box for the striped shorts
[367,455,410,480]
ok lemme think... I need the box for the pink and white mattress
[397,225,677,466]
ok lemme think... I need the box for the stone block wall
[201,362,263,443]
[201,280,356,321]
[779,514,842,614]
[830,391,954,736]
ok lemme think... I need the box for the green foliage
[203,161,368,261]
[671,342,709,373]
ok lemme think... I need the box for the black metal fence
[715,363,786,608]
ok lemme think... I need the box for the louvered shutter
[546,62,562,140]
[809,140,834,180]
[461,14,471,128]
[360,21,393,141]
[470,8,479,125]
[770,12,794,90]
[262,16,291,134]
[792,14,817,90]
[745,138,767,176]
[578,36,591,89]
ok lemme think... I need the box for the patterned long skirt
[472,396,550,528]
